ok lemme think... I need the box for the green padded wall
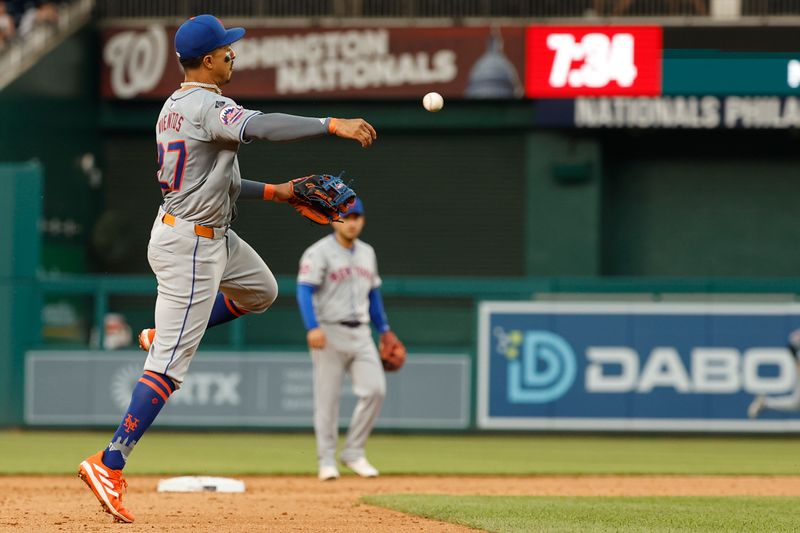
[0,162,42,425]
[602,130,800,276]
[100,130,526,276]
[0,28,100,274]
[524,132,602,276]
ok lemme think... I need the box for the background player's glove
[288,174,356,225]
[379,331,406,372]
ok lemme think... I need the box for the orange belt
[162,213,215,239]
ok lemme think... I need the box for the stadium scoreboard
[526,25,800,97]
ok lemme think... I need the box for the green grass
[2,430,800,475]
[362,495,800,533]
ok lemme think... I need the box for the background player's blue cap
[175,15,245,60]
[343,198,365,216]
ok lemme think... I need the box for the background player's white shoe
[343,458,379,478]
[318,465,340,481]
[748,396,766,419]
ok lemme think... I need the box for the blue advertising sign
[478,302,800,432]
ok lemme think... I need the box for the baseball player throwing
[78,15,376,523]
[297,198,406,480]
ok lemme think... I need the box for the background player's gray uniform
[298,235,386,466]
[145,88,277,385]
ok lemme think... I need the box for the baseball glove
[379,331,407,372]
[288,174,356,225]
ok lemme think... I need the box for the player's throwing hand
[329,118,377,148]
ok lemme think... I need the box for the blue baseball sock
[207,292,247,328]
[101,371,175,470]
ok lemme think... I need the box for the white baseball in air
[422,92,444,112]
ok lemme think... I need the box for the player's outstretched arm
[242,114,377,147]
[243,113,328,142]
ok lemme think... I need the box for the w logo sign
[496,329,577,404]
[103,26,168,99]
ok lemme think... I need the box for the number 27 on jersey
[156,140,187,192]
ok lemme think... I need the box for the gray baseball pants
[312,323,386,466]
[144,210,278,385]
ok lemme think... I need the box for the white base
[157,476,246,493]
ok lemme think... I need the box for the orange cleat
[138,328,155,352]
[78,451,135,523]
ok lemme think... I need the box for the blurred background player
[748,329,800,419]
[297,198,397,480]
[89,312,133,350]
[77,14,376,523]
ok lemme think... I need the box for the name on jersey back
[158,112,184,134]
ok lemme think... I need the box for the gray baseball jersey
[155,88,261,227]
[298,235,382,325]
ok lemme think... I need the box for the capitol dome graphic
[465,29,523,99]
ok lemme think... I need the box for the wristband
[328,118,338,135]
[263,184,276,201]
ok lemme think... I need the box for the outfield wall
[18,298,800,432]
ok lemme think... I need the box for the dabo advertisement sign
[478,302,800,432]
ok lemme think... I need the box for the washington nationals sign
[478,301,800,432]
[100,25,525,100]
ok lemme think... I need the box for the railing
[0,0,94,91]
[39,273,800,348]
[93,0,760,20]
[93,0,800,20]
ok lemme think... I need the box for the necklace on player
[180,82,222,94]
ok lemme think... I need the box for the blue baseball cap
[343,198,364,216]
[175,15,245,60]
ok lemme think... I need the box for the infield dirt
[2,475,800,532]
